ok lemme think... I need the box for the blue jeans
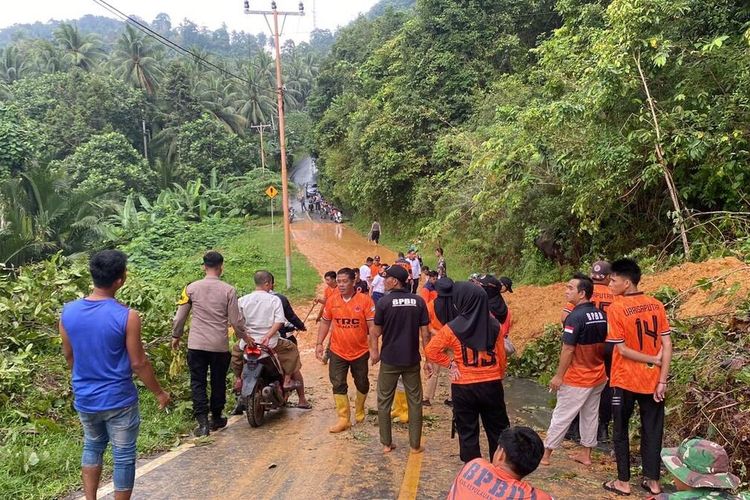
[78,404,140,491]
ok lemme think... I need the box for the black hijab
[434,277,455,326]
[480,275,508,324]
[448,281,500,352]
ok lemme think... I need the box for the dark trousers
[329,351,370,395]
[452,380,510,462]
[188,349,231,418]
[599,354,613,425]
[377,362,423,449]
[410,278,420,294]
[612,387,664,481]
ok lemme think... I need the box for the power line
[91,0,259,88]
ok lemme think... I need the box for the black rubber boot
[194,414,210,437]
[210,414,228,431]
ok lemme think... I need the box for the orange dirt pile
[506,257,750,351]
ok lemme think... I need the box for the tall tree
[113,25,163,96]
[53,22,103,71]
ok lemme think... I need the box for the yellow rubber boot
[355,391,367,423]
[392,390,409,424]
[328,394,352,433]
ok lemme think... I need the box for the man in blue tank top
[60,250,171,500]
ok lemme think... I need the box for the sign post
[265,185,278,233]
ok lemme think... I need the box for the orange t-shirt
[322,292,375,361]
[563,283,616,317]
[606,292,670,394]
[420,287,437,304]
[396,261,412,277]
[562,302,607,388]
[426,300,445,333]
[448,458,553,500]
[424,324,506,384]
[323,285,337,302]
[370,264,381,277]
[501,309,512,339]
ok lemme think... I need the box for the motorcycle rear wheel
[245,384,265,427]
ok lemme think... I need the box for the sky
[1,0,382,41]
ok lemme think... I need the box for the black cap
[479,274,501,288]
[385,265,409,284]
[499,276,513,293]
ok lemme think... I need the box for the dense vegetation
[0,12,327,498]
[0,12,329,266]
[312,0,750,277]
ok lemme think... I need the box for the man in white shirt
[238,271,302,391]
[359,257,373,287]
[371,266,386,303]
[406,250,422,294]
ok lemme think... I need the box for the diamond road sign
[265,186,278,198]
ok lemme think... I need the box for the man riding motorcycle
[231,271,311,413]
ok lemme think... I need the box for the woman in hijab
[425,281,510,462]
[423,278,456,406]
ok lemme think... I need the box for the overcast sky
[2,0,382,41]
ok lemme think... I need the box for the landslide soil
[506,257,750,350]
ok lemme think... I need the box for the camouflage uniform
[655,438,748,500]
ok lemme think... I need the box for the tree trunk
[634,53,690,258]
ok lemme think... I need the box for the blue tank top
[61,298,138,412]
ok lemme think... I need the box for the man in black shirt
[354,268,370,295]
[371,265,430,454]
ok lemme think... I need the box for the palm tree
[53,23,103,71]
[0,45,27,83]
[113,25,163,96]
[0,164,105,266]
[30,40,65,74]
[234,64,276,127]
[195,73,246,134]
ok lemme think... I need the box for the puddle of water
[504,377,555,430]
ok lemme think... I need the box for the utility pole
[250,123,272,171]
[141,109,148,160]
[244,0,304,290]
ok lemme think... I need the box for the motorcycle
[288,208,295,223]
[240,341,293,427]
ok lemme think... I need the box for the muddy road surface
[87,161,621,499]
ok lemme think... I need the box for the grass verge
[0,217,318,499]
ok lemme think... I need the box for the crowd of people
[300,187,343,223]
[58,246,748,500]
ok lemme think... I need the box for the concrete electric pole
[249,123,272,171]
[244,1,304,290]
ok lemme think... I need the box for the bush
[507,324,561,385]
[53,132,156,199]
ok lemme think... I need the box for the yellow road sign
[265,186,278,198]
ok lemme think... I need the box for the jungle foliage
[0,14,328,267]
[312,0,750,273]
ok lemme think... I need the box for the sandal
[603,481,631,496]
[640,480,661,495]
[296,402,312,410]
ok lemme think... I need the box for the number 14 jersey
[606,292,670,394]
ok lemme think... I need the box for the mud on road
[89,213,624,500]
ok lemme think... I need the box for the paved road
[85,157,618,499]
